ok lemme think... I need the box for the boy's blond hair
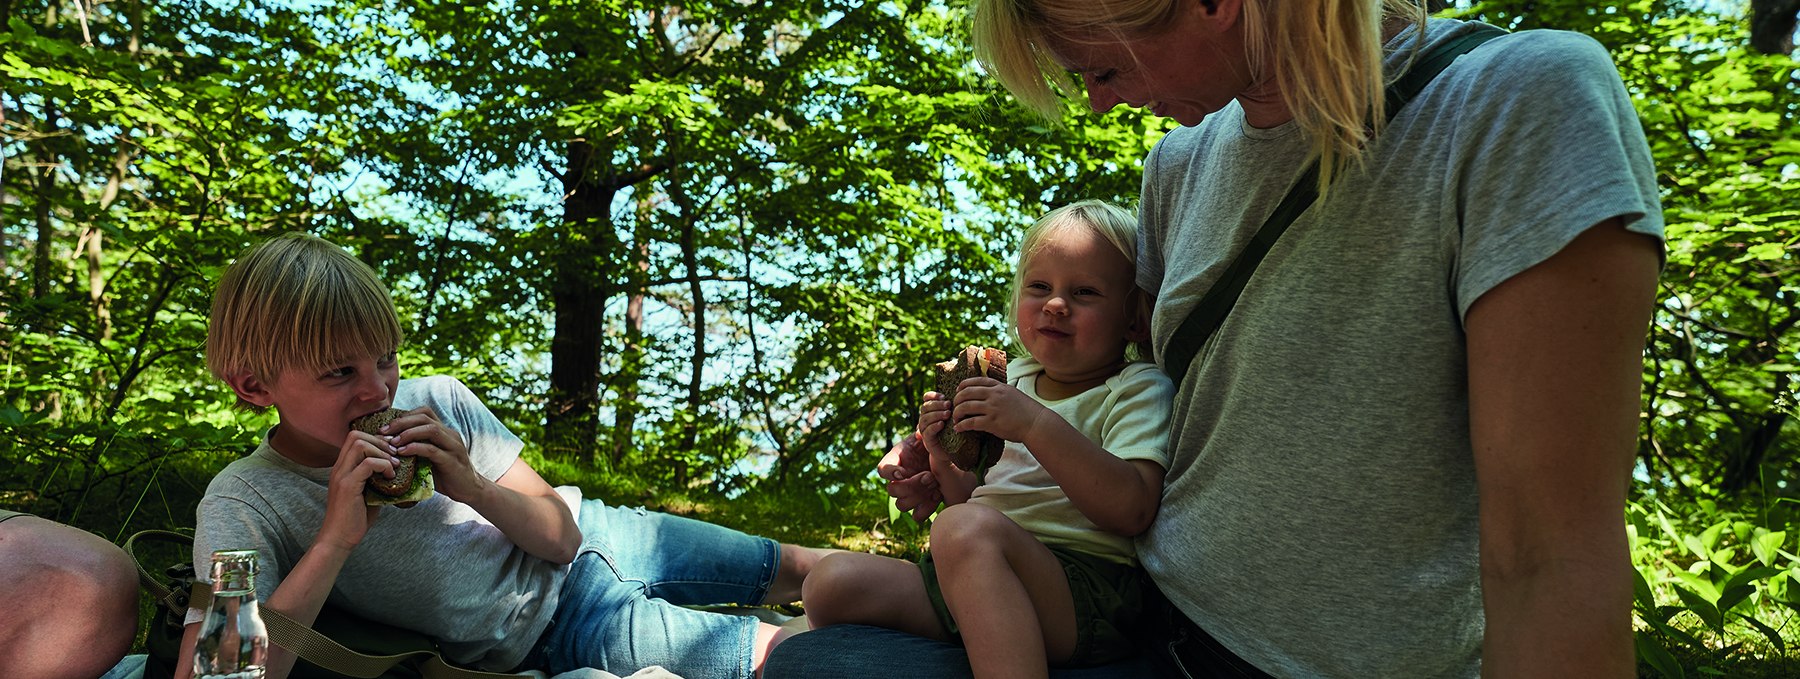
[1007,199,1153,361]
[971,0,1429,194]
[205,233,404,409]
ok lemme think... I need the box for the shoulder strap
[126,530,525,679]
[1161,23,1508,388]
[188,581,526,679]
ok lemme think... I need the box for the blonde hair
[205,233,404,408]
[1007,199,1154,361]
[972,0,1429,192]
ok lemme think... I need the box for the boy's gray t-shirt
[1134,20,1663,677]
[191,375,584,671]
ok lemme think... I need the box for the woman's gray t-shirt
[1135,19,1662,677]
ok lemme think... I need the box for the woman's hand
[878,431,941,523]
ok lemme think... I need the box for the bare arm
[468,459,581,565]
[180,431,395,679]
[174,539,354,679]
[1465,219,1658,678]
[388,410,580,564]
[1016,414,1164,536]
[948,378,1164,535]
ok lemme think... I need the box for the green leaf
[1737,612,1786,655]
[1715,584,1755,615]
[1699,520,1728,554]
[1720,565,1783,598]
[1675,585,1723,631]
[1635,631,1685,679]
[1752,531,1787,567]
[1634,568,1658,610]
[1740,242,1788,261]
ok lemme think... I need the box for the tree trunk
[31,165,55,302]
[676,211,704,488]
[1750,0,1800,54]
[545,139,616,462]
[545,139,669,462]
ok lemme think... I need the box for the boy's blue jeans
[530,499,779,679]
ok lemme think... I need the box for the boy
[177,232,824,679]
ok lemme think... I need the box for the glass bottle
[192,549,270,679]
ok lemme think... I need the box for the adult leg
[931,503,1079,679]
[802,551,947,640]
[763,625,1164,679]
[0,515,138,679]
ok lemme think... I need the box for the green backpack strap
[1161,23,1509,388]
[186,581,527,679]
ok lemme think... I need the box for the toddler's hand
[949,377,1052,444]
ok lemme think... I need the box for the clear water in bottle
[193,549,269,679]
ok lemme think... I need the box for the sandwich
[932,345,1009,472]
[351,408,434,507]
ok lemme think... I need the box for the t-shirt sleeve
[412,375,523,480]
[186,491,287,625]
[1452,30,1665,320]
[1099,364,1176,469]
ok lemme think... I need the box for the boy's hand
[383,407,485,503]
[948,377,1052,445]
[878,431,941,523]
[321,431,395,553]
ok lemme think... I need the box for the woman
[769,1,1662,676]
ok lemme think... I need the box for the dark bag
[127,530,517,679]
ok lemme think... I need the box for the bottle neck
[210,562,256,597]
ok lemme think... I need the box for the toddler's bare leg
[802,551,949,641]
[932,503,1078,679]
[764,543,839,605]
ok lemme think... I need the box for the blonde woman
[767,1,1662,677]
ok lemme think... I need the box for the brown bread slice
[351,407,434,506]
[933,345,1009,471]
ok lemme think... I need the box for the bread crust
[933,346,1009,471]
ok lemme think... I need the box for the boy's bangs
[259,266,403,380]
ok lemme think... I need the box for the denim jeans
[763,624,1166,678]
[532,500,779,679]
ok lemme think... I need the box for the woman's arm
[1464,218,1659,678]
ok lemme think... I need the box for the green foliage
[1630,496,1800,677]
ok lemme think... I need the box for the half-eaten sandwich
[352,407,435,507]
[933,345,1009,472]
